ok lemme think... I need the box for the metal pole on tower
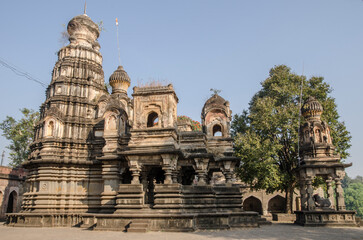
[1,150,5,166]
[297,63,304,167]
[116,18,121,66]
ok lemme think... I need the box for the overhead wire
[0,57,47,88]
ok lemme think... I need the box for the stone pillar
[306,178,315,211]
[299,180,307,210]
[131,167,141,184]
[326,176,335,210]
[194,158,209,185]
[100,160,120,211]
[127,158,141,184]
[221,160,236,184]
[161,154,178,184]
[141,169,148,203]
[172,170,178,183]
[335,178,346,211]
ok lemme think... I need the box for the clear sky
[0,0,362,177]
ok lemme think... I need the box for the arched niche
[268,195,286,213]
[315,128,322,143]
[47,121,54,136]
[6,191,17,213]
[44,117,60,138]
[212,124,223,137]
[243,196,262,215]
[147,112,159,128]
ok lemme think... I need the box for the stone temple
[6,14,260,231]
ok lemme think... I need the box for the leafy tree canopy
[0,108,39,167]
[343,175,363,218]
[232,65,351,212]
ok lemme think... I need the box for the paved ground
[0,223,362,240]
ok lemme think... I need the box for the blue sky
[0,0,362,177]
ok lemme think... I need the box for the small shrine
[294,97,357,226]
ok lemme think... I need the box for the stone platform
[6,211,260,232]
[294,210,358,227]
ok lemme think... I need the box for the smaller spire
[109,66,131,94]
[301,96,323,121]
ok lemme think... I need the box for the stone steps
[259,216,272,225]
[126,219,149,233]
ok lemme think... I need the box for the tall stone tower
[23,14,106,212]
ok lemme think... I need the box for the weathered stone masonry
[6,14,260,231]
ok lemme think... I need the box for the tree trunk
[285,186,294,214]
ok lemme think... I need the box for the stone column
[335,178,346,211]
[172,169,179,183]
[326,177,335,210]
[100,160,120,211]
[141,169,149,203]
[161,154,178,184]
[306,178,315,211]
[194,158,209,185]
[221,160,236,184]
[299,180,307,211]
[130,167,141,184]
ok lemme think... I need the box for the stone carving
[313,194,331,208]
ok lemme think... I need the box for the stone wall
[0,166,27,220]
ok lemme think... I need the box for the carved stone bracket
[194,158,209,185]
[161,154,178,184]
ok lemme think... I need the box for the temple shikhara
[5,13,357,230]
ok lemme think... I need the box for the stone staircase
[259,216,272,225]
[125,219,150,233]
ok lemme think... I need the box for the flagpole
[116,18,121,66]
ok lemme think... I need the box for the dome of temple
[109,65,131,94]
[204,94,227,106]
[301,96,323,120]
[67,14,100,38]
[202,94,230,117]
[67,14,100,48]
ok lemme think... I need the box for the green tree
[232,65,351,213]
[0,108,39,167]
[344,181,363,218]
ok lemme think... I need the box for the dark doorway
[268,195,286,213]
[146,167,165,205]
[243,196,262,215]
[121,168,132,184]
[6,191,17,213]
[180,166,196,185]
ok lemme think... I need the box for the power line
[0,57,47,88]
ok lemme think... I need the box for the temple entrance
[145,166,165,205]
[6,191,17,213]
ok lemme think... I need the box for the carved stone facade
[294,97,357,226]
[6,14,260,231]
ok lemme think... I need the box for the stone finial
[109,66,131,94]
[67,14,100,48]
[301,96,323,121]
